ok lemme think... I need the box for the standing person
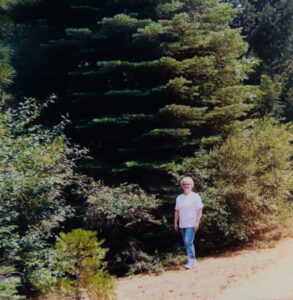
[174,176,204,269]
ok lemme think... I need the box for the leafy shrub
[85,181,162,273]
[86,181,160,229]
[0,97,88,293]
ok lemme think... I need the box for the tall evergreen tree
[9,0,258,195]
[69,0,258,193]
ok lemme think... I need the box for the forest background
[0,0,292,299]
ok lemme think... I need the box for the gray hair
[180,176,194,188]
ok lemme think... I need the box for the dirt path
[116,238,293,300]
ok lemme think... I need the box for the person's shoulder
[176,193,184,200]
[191,191,199,196]
[192,191,202,200]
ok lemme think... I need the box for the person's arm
[193,208,203,232]
[174,209,179,231]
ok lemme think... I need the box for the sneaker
[184,263,196,269]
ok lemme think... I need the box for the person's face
[181,181,192,194]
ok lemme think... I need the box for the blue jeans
[180,227,196,265]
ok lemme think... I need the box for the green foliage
[226,0,293,120]
[31,229,115,300]
[227,0,292,70]
[8,0,259,194]
[2,0,292,282]
[0,0,19,9]
[0,1,15,101]
[89,0,258,190]
[0,97,88,292]
[0,266,24,299]
[86,181,160,229]
[170,118,293,248]
[285,87,293,120]
[0,85,161,285]
[85,181,163,274]
[127,249,165,275]
[0,58,15,90]
[255,74,284,118]
[127,246,186,275]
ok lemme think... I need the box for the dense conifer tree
[9,0,258,194]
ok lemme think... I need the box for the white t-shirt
[175,191,204,228]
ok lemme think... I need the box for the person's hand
[174,224,179,231]
[193,223,199,232]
